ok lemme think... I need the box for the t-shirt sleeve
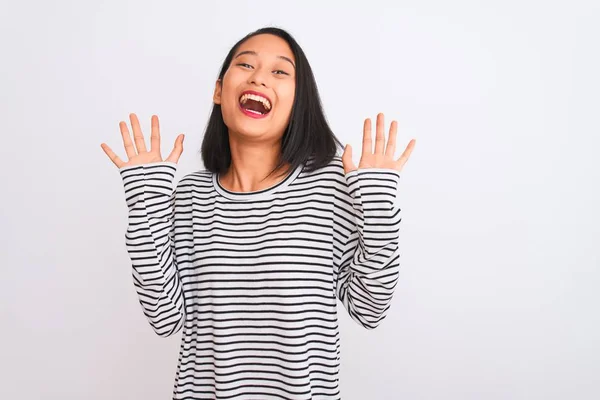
[332,165,402,329]
[119,161,186,337]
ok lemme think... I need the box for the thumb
[341,144,356,175]
[165,134,184,163]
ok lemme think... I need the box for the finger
[375,113,385,155]
[341,144,356,174]
[385,120,398,158]
[100,143,125,168]
[165,134,185,163]
[362,118,372,156]
[129,113,148,153]
[395,138,416,169]
[150,115,160,154]
[119,121,136,159]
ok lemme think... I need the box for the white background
[1,0,598,399]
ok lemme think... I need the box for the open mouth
[239,91,272,117]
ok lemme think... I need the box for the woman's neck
[219,137,291,193]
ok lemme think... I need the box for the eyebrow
[234,50,296,69]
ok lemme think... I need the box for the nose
[248,67,268,87]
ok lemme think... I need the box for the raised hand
[342,113,415,175]
[101,113,185,169]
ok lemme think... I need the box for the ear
[213,79,222,105]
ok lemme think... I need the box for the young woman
[101,27,415,400]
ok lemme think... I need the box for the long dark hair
[199,26,343,181]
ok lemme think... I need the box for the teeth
[240,93,271,111]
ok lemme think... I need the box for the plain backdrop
[1,0,598,399]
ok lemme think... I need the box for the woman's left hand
[342,113,416,175]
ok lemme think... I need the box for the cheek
[219,80,239,123]
[220,70,240,105]
[278,84,296,113]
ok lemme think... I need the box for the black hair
[199,26,343,181]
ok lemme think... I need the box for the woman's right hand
[101,113,184,169]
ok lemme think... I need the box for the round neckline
[213,163,304,201]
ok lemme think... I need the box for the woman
[101,27,415,400]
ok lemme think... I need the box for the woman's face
[214,34,296,141]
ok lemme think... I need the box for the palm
[101,113,184,169]
[342,113,415,175]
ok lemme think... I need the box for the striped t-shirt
[119,155,402,400]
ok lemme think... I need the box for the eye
[273,70,289,75]
[237,63,253,69]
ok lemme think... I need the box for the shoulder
[302,154,346,180]
[299,155,352,202]
[299,155,349,191]
[174,168,214,194]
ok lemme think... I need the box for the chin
[233,123,272,137]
